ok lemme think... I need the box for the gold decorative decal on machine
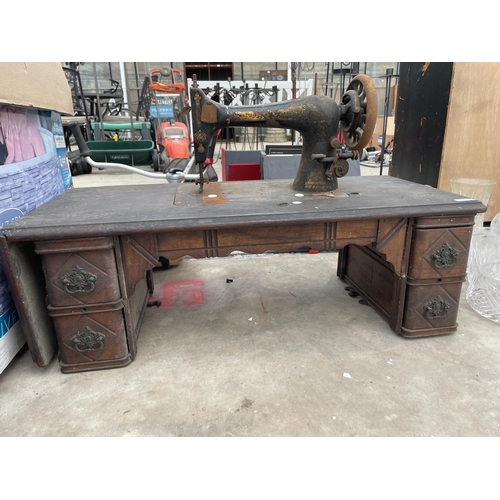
[424,295,451,319]
[72,326,105,352]
[430,242,460,269]
[61,265,97,294]
[193,93,202,126]
[230,111,269,122]
[194,130,207,153]
[201,101,218,123]
[227,104,310,126]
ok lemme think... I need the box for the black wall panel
[391,62,454,187]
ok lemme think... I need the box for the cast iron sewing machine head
[188,73,378,193]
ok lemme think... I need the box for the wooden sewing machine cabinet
[0,176,484,373]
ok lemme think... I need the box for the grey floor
[2,144,500,440]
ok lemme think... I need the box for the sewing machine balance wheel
[339,74,378,151]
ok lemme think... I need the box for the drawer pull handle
[431,243,460,269]
[72,326,105,352]
[61,266,97,294]
[424,295,451,319]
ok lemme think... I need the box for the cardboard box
[0,273,24,373]
[0,63,73,115]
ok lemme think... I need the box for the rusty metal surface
[340,74,378,151]
[190,78,342,193]
[174,179,349,206]
[188,74,378,193]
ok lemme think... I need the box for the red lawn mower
[138,68,217,181]
[148,68,191,170]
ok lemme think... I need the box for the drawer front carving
[36,239,121,307]
[408,227,473,280]
[72,326,106,353]
[402,281,463,334]
[49,302,129,369]
[61,265,98,295]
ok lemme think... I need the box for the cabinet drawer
[48,300,131,372]
[36,237,121,307]
[401,280,463,337]
[408,227,473,280]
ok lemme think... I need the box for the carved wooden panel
[336,220,378,241]
[157,219,380,259]
[35,237,121,307]
[413,216,475,228]
[48,300,130,371]
[375,218,408,276]
[342,244,398,321]
[401,281,463,335]
[157,230,205,251]
[408,227,473,280]
[120,233,158,297]
[216,223,327,255]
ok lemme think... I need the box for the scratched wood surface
[391,62,454,188]
[1,177,485,242]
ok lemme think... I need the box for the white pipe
[183,155,196,174]
[119,62,129,107]
[85,156,209,182]
[86,157,167,178]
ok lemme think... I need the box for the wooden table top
[2,177,486,242]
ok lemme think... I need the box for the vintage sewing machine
[0,74,486,373]
[186,73,377,193]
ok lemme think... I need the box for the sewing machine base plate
[173,180,349,207]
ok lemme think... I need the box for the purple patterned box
[0,106,71,373]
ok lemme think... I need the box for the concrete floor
[1,144,500,439]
